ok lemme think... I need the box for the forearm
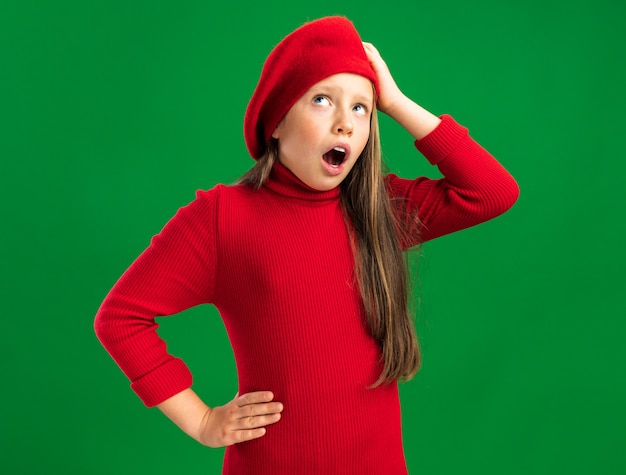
[387,115,519,244]
[157,388,211,443]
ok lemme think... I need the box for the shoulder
[185,182,255,209]
[178,183,267,230]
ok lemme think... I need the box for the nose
[334,108,353,136]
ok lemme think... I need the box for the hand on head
[362,42,404,115]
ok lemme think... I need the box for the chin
[310,176,345,191]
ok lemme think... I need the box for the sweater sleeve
[386,115,520,248]
[94,188,218,407]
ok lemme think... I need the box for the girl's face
[272,73,374,191]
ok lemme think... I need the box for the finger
[235,412,282,431]
[231,427,267,444]
[237,401,284,418]
[362,42,379,55]
[236,391,274,406]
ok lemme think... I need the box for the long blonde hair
[238,110,420,386]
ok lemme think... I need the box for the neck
[262,161,341,202]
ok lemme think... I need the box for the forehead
[306,73,374,104]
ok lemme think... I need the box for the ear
[271,126,280,140]
[271,117,285,139]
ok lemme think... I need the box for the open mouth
[322,146,347,167]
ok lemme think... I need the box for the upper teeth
[333,147,346,153]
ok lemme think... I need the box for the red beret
[244,16,379,159]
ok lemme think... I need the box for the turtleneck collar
[263,161,341,202]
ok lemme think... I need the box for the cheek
[358,116,371,133]
[355,129,371,154]
[279,135,303,163]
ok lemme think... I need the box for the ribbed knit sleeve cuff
[130,357,193,407]
[414,114,469,165]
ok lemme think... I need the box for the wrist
[384,95,440,141]
[377,90,407,116]
[381,92,408,117]
[197,406,214,446]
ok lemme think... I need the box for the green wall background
[2,1,625,473]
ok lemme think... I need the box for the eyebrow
[353,92,375,105]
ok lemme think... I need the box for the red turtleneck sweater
[95,115,519,474]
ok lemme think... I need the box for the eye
[313,95,330,106]
[353,104,368,116]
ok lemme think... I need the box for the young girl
[95,16,519,474]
